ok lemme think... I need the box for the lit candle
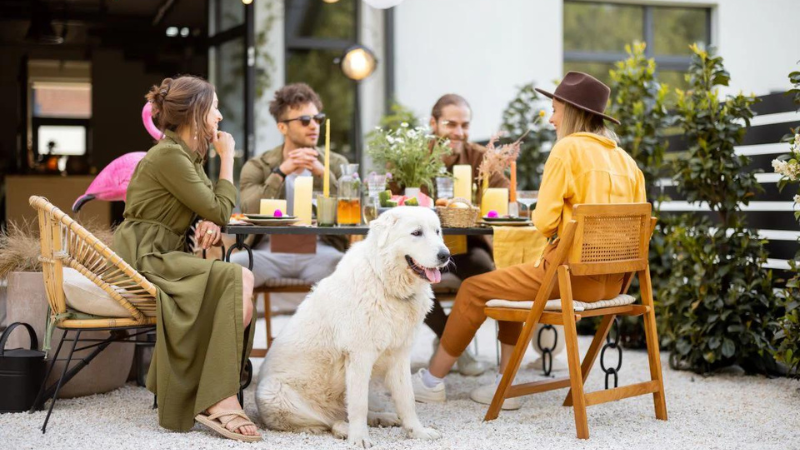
[453,164,472,202]
[293,176,313,225]
[260,199,287,216]
[481,188,509,218]
[323,118,331,198]
[509,161,517,202]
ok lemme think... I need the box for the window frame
[283,0,361,164]
[563,0,713,73]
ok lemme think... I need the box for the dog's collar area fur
[405,255,442,283]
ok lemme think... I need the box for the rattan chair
[483,203,667,439]
[28,196,157,433]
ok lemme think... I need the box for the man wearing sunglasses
[232,83,349,286]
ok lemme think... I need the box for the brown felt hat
[535,72,620,125]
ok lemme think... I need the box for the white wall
[393,0,563,141]
[393,0,800,141]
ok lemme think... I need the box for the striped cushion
[486,294,636,312]
[260,278,312,288]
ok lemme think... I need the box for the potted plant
[367,123,451,197]
[0,218,135,397]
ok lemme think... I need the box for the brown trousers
[439,242,624,357]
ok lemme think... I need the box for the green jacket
[239,144,350,252]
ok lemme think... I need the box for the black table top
[224,225,494,236]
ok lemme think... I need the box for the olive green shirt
[239,144,350,252]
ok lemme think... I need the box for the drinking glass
[366,172,388,198]
[435,176,454,199]
[362,195,379,224]
[317,195,338,227]
[517,190,539,219]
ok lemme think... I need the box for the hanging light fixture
[25,14,64,45]
[339,45,377,81]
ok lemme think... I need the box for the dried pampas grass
[0,217,115,279]
[477,131,527,187]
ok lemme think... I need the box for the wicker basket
[436,197,479,228]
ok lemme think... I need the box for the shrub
[662,45,780,374]
[771,67,800,377]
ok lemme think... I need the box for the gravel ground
[2,315,798,450]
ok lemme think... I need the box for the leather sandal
[195,409,262,442]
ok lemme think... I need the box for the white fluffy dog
[255,206,450,447]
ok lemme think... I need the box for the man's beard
[289,134,317,149]
[449,137,466,152]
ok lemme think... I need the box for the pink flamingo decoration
[72,102,164,212]
[72,152,147,212]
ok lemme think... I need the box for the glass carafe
[337,164,361,225]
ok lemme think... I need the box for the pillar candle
[293,176,313,225]
[323,119,331,197]
[510,161,517,202]
[260,199,287,217]
[481,188,509,218]
[453,164,472,202]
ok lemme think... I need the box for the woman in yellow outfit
[412,72,647,410]
[113,76,260,442]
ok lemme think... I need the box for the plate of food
[243,217,300,226]
[478,216,532,226]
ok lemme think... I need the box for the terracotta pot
[5,271,134,398]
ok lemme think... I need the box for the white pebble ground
[2,315,798,450]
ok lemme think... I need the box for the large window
[285,0,358,163]
[564,1,711,89]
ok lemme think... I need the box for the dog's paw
[408,426,441,440]
[347,429,372,448]
[332,421,349,439]
[367,411,401,427]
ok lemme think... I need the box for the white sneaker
[469,383,521,410]
[432,338,491,376]
[411,369,446,403]
[457,349,491,376]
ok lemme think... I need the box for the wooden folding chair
[484,203,667,439]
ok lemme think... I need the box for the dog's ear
[370,211,399,248]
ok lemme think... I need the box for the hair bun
[146,77,175,109]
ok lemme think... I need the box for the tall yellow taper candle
[323,118,331,197]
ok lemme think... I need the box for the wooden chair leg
[264,291,273,349]
[484,313,541,421]
[639,268,668,421]
[559,266,589,439]
[563,314,616,407]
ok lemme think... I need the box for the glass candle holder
[317,194,338,227]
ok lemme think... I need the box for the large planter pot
[5,271,134,398]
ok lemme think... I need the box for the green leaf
[722,338,736,358]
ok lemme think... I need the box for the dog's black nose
[437,250,450,263]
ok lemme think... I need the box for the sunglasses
[281,113,326,127]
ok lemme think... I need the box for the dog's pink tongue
[425,268,442,284]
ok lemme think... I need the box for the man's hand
[279,148,320,175]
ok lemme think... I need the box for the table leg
[225,234,253,270]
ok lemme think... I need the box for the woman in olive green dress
[113,76,260,441]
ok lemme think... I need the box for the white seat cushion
[486,294,636,312]
[62,268,131,317]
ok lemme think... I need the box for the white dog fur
[255,207,450,447]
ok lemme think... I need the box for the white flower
[794,194,800,204]
[400,122,409,128]
[773,159,800,181]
